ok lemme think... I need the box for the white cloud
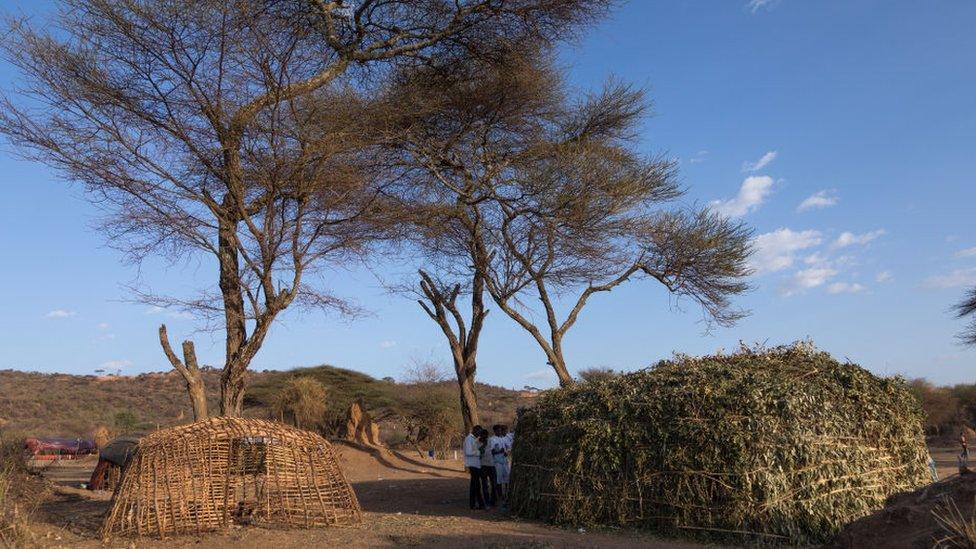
[797,190,838,212]
[379,340,397,349]
[710,176,775,218]
[832,229,886,249]
[688,150,709,164]
[747,0,777,13]
[803,252,826,265]
[876,271,893,283]
[45,309,76,318]
[524,368,556,382]
[97,322,110,330]
[924,268,976,289]
[100,360,132,369]
[742,150,778,172]
[781,267,838,296]
[827,282,866,294]
[145,306,194,320]
[955,247,976,259]
[751,228,822,274]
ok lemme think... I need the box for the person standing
[491,425,510,504]
[478,428,497,508]
[961,429,970,468]
[464,426,485,509]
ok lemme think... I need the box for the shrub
[509,343,931,545]
[577,367,618,384]
[113,410,140,434]
[272,377,328,430]
[391,383,462,457]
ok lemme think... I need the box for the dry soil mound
[830,472,976,548]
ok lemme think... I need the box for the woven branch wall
[508,345,931,544]
[101,417,362,538]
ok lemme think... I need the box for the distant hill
[0,365,533,438]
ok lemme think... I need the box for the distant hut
[23,437,96,460]
[88,437,139,491]
[101,417,361,538]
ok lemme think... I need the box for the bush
[509,343,931,545]
[272,377,328,430]
[577,367,618,384]
[113,410,140,434]
[390,383,462,457]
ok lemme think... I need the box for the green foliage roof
[509,343,931,545]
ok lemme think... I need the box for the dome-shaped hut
[101,417,361,538]
[509,344,931,545]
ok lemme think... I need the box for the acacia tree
[483,91,755,385]
[957,287,976,346]
[0,0,610,415]
[375,54,559,429]
[487,200,754,386]
[381,59,753,388]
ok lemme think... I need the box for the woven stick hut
[509,344,931,545]
[101,417,361,538]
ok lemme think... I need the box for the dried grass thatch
[509,343,931,544]
[101,417,361,538]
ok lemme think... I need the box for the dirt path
[25,443,708,549]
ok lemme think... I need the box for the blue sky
[1,0,974,388]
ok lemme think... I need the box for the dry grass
[0,435,40,548]
[934,497,976,548]
[0,365,531,440]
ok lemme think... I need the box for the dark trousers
[468,466,484,509]
[480,465,497,507]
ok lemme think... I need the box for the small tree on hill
[113,411,140,435]
[578,367,619,384]
[393,374,462,457]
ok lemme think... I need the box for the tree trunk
[455,356,481,432]
[217,210,249,417]
[158,325,208,421]
[220,363,248,417]
[549,342,574,387]
[552,361,574,387]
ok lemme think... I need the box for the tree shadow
[353,478,507,519]
[34,487,111,539]
[381,531,563,548]
[335,440,461,478]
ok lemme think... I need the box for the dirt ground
[24,443,964,548]
[22,442,710,549]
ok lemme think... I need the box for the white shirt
[463,433,481,468]
[480,442,494,467]
[489,435,508,463]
